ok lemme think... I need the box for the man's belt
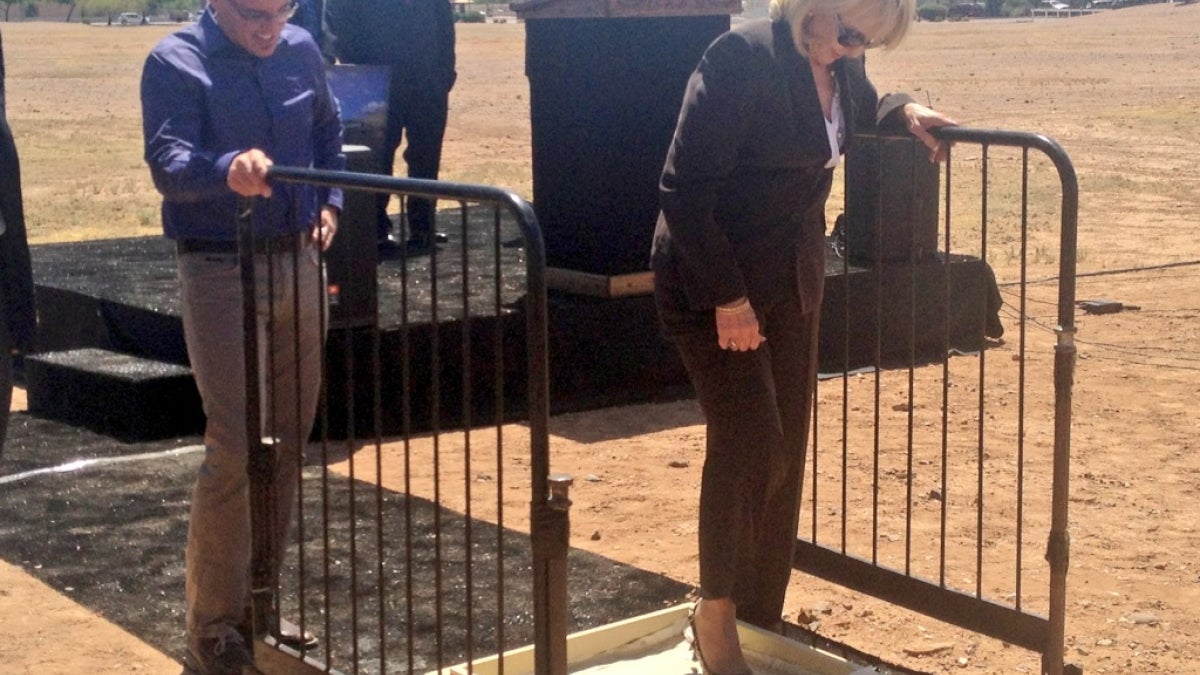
[176,232,303,256]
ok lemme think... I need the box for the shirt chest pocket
[212,70,315,160]
[273,86,315,150]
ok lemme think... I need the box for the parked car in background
[117,12,142,25]
[948,1,986,18]
[1038,0,1070,8]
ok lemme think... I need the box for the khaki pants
[176,241,325,645]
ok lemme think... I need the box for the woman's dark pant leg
[675,328,790,606]
[736,300,820,629]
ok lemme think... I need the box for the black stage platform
[26,232,995,440]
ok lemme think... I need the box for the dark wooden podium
[513,0,741,296]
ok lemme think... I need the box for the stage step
[25,348,204,442]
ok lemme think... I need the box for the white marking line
[0,445,205,486]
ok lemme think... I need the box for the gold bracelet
[714,299,751,314]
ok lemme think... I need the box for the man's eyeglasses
[225,0,298,24]
[835,15,875,49]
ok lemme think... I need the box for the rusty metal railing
[236,168,566,674]
[800,127,1078,675]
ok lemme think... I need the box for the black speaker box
[844,133,940,263]
[325,145,379,328]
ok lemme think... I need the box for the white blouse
[823,80,844,169]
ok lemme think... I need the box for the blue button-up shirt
[141,9,344,241]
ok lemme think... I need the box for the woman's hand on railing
[901,103,958,163]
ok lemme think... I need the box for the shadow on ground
[0,411,692,672]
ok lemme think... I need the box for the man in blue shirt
[141,1,343,672]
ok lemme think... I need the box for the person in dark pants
[651,0,956,671]
[0,26,37,458]
[327,0,456,254]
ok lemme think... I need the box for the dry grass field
[2,4,1200,673]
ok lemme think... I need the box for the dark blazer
[0,27,36,354]
[288,0,336,62]
[326,0,456,93]
[652,18,913,329]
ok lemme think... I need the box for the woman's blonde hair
[769,0,915,56]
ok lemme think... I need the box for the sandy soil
[3,4,1200,674]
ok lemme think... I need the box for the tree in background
[75,0,199,23]
[2,1,34,21]
[57,0,79,22]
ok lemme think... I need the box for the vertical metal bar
[870,134,883,566]
[264,215,282,639]
[1045,137,1080,675]
[459,202,476,670]
[370,265,387,675]
[809,378,819,543]
[975,144,988,599]
[295,216,324,663]
[903,140,918,577]
[321,333,334,671]
[238,198,277,646]
[839,225,850,555]
[829,161,853,553]
[429,228,445,672]
[491,205,508,675]
[345,311,361,673]
[1016,148,1030,612]
[284,220,301,648]
[534,474,573,675]
[810,360,819,543]
[939,145,953,588]
[401,194,416,674]
[309,209,333,673]
[515,195,566,675]
[373,337,387,675]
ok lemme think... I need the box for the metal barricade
[800,127,1079,675]
[235,169,565,675]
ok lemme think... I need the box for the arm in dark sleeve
[141,51,238,202]
[0,27,35,352]
[876,91,917,131]
[0,122,36,353]
[659,32,756,309]
[435,0,457,91]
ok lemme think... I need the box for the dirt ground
[3,4,1200,674]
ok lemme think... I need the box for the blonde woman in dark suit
[651,0,956,671]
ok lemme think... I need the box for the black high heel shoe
[685,602,754,675]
